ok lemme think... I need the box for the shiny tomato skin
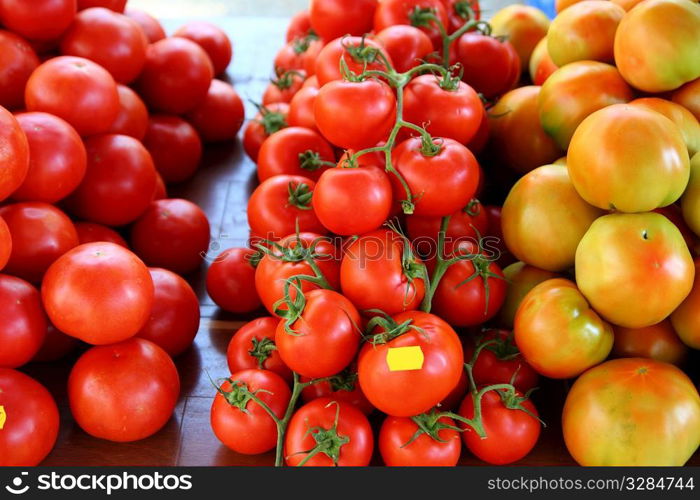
[563,358,700,466]
[0,30,40,110]
[288,84,319,132]
[68,337,179,442]
[206,247,261,314]
[124,9,166,43]
[226,317,292,382]
[74,221,128,247]
[670,257,700,349]
[0,368,59,466]
[380,415,461,466]
[173,21,232,76]
[262,71,305,105]
[0,0,76,42]
[310,0,377,42]
[529,37,558,86]
[497,261,559,328]
[0,216,10,270]
[142,115,202,183]
[456,33,520,99]
[301,370,374,415]
[0,202,78,283]
[673,78,700,123]
[185,79,245,143]
[406,200,489,251]
[358,311,464,417]
[78,0,125,11]
[285,398,374,466]
[314,36,391,86]
[257,127,335,182]
[0,275,48,368]
[274,38,322,76]
[136,268,200,357]
[374,0,449,50]
[490,4,550,68]
[286,10,312,41]
[60,7,148,84]
[630,97,700,157]
[375,25,433,73]
[612,320,688,366]
[136,37,213,114]
[243,102,289,162]
[25,56,119,136]
[42,242,154,345]
[107,84,148,140]
[0,106,29,201]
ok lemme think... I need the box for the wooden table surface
[23,16,700,467]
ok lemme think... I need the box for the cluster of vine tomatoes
[0,0,244,465]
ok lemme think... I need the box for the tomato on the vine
[301,366,374,415]
[262,70,306,105]
[380,413,461,466]
[257,126,335,182]
[243,102,289,162]
[455,33,520,99]
[374,0,450,50]
[314,36,392,86]
[375,25,433,73]
[309,0,377,42]
[227,317,292,382]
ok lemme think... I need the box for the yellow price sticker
[0,405,6,430]
[386,346,424,372]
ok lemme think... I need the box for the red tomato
[153,172,167,200]
[130,198,210,275]
[285,398,374,466]
[393,136,480,216]
[0,106,29,201]
[407,199,489,253]
[136,37,213,114]
[443,0,481,32]
[226,317,292,382]
[243,102,289,162]
[315,79,396,150]
[315,36,392,86]
[262,70,306,105]
[107,84,148,140]
[206,247,262,313]
[65,134,156,226]
[286,10,313,41]
[456,33,520,99]
[69,337,179,442]
[142,115,202,183]
[211,369,291,454]
[42,242,154,344]
[0,368,59,465]
[185,79,245,143]
[32,323,79,362]
[0,216,10,270]
[0,202,78,283]
[247,174,326,240]
[380,414,461,466]
[374,0,449,50]
[0,275,47,368]
[301,368,374,415]
[60,7,148,83]
[310,0,377,42]
[173,21,232,76]
[257,127,335,182]
[12,112,86,203]
[78,0,125,11]
[25,56,119,136]
[0,30,39,110]
[0,0,76,42]
[288,84,319,132]
[125,9,166,43]
[341,229,426,314]
[274,37,323,76]
[458,388,540,464]
[136,268,200,357]
[375,25,433,72]
[439,369,469,410]
[74,221,128,247]
[359,311,464,416]
[313,165,393,235]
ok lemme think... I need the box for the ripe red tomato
[78,0,125,11]
[379,414,461,466]
[42,242,154,344]
[0,30,39,110]
[315,36,391,86]
[301,367,374,415]
[107,84,148,140]
[310,0,377,42]
[285,398,374,466]
[262,70,306,105]
[60,7,148,83]
[65,134,157,226]
[374,0,450,50]
[125,9,165,43]
[443,0,481,32]
[274,37,323,76]
[276,289,360,378]
[0,275,47,368]
[13,112,86,203]
[286,10,313,41]
[69,337,179,442]
[211,369,291,455]
[243,102,289,162]
[0,216,10,270]
[136,37,213,114]
[359,311,464,416]
[136,268,200,357]
[74,221,128,247]
[612,320,688,366]
[458,388,540,464]
[153,172,167,200]
[257,127,335,182]
[32,323,79,362]
[407,199,489,253]
[0,368,59,466]
[393,136,480,216]
[142,115,202,183]
[313,165,393,235]
[0,106,29,201]
[130,198,210,275]
[25,56,119,136]
[315,79,396,150]
[227,317,292,382]
[247,174,326,240]
[0,202,78,283]
[206,247,262,313]
[288,84,319,132]
[0,0,76,42]
[375,25,433,73]
[341,229,426,314]
[173,21,232,76]
[185,79,245,143]
[456,33,520,99]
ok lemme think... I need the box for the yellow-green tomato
[502,165,604,272]
[681,152,700,236]
[547,0,625,66]
[497,261,559,328]
[614,0,700,92]
[672,77,700,122]
[630,97,700,155]
[563,358,700,466]
[490,5,550,69]
[670,257,700,349]
[514,278,613,379]
[575,212,695,328]
[568,104,690,213]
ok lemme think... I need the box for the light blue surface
[525,0,557,18]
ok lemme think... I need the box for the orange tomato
[555,0,588,13]
[612,320,688,366]
[497,261,559,328]
[489,5,550,69]
[528,38,557,86]
[672,78,700,122]
[630,97,700,155]
[670,257,700,348]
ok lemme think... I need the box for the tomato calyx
[409,6,440,30]
[214,377,272,412]
[249,337,278,369]
[453,0,477,22]
[386,220,428,306]
[476,330,520,361]
[464,198,482,217]
[298,150,336,172]
[341,35,382,67]
[292,33,319,55]
[253,102,288,135]
[404,409,463,446]
[418,134,443,157]
[495,385,544,425]
[286,181,313,210]
[288,401,349,466]
[271,69,305,90]
[449,241,506,316]
[327,367,360,392]
[364,310,425,345]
